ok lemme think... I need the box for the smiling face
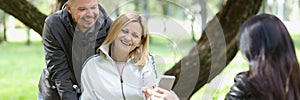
[99,12,149,66]
[113,22,142,54]
[66,0,99,32]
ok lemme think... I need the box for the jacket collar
[99,44,110,57]
[99,44,136,63]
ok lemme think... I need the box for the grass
[0,33,299,100]
[0,42,44,100]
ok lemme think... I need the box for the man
[38,0,112,99]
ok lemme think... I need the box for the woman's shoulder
[146,53,156,65]
[234,72,248,83]
[82,54,103,67]
[143,53,158,78]
[225,72,251,99]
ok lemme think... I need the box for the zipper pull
[120,76,123,83]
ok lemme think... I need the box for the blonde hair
[98,12,149,66]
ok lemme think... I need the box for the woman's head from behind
[101,12,149,66]
[239,14,300,99]
[239,14,296,62]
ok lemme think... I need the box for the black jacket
[225,72,252,100]
[38,4,112,100]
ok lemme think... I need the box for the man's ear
[66,2,72,13]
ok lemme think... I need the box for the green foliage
[0,10,5,23]
[101,0,223,21]
[149,34,195,74]
[15,20,26,29]
[0,31,3,42]
[206,0,223,14]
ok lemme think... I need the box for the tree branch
[0,0,47,35]
[165,0,263,99]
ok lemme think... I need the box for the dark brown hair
[239,14,300,99]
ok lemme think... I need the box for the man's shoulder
[45,12,59,22]
[45,9,67,24]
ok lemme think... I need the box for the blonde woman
[80,12,158,100]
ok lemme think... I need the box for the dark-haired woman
[226,14,300,100]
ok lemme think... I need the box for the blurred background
[0,0,299,99]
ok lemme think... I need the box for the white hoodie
[80,44,158,100]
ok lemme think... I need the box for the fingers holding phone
[141,75,179,100]
[142,87,179,100]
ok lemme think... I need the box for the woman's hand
[141,86,179,100]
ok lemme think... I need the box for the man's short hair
[68,0,74,5]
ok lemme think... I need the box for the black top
[225,72,253,100]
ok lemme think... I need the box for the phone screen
[157,75,176,90]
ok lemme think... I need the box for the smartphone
[157,75,176,91]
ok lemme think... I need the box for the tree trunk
[164,0,262,99]
[0,0,47,35]
[161,0,168,33]
[3,13,7,41]
[26,27,31,45]
[141,0,149,21]
[262,0,267,13]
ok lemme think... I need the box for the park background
[0,0,300,100]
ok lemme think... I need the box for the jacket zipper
[114,61,127,100]
[120,75,126,100]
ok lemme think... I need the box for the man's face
[67,0,99,32]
